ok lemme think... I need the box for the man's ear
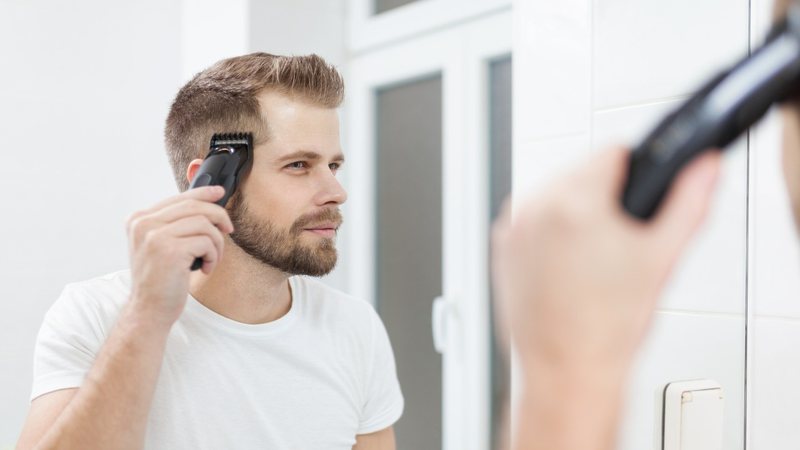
[186,159,205,185]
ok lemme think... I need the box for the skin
[496,2,800,449]
[16,91,394,450]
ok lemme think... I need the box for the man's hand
[491,147,721,450]
[125,185,234,327]
[16,186,235,450]
[492,147,721,376]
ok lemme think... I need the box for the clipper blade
[210,132,253,149]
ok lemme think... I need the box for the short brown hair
[165,52,345,191]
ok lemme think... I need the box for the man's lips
[303,222,340,238]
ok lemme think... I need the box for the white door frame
[345,8,512,450]
[347,0,511,54]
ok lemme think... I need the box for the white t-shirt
[31,270,404,450]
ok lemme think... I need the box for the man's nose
[314,169,348,206]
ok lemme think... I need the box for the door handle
[432,296,457,354]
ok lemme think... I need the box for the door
[346,4,512,449]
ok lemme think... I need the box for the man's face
[227,91,347,276]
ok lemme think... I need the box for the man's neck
[188,237,292,325]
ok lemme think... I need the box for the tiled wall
[511,0,800,448]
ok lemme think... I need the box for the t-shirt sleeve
[357,307,404,435]
[30,284,107,401]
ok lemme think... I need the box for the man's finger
[135,186,226,217]
[145,199,234,234]
[650,151,722,258]
[578,146,631,200]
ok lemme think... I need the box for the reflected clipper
[622,2,800,219]
[188,132,253,270]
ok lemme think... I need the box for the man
[16,53,403,450]
[492,1,799,449]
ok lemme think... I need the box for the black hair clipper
[188,132,252,270]
[622,3,800,220]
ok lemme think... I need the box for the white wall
[249,0,346,66]
[0,1,182,446]
[513,0,765,448]
[0,1,346,447]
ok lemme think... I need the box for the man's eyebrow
[276,151,345,163]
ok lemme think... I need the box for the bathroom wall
[0,1,183,446]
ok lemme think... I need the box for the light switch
[661,379,724,450]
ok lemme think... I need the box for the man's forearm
[35,299,172,450]
[513,362,626,450]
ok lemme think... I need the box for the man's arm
[16,186,232,450]
[353,426,395,450]
[492,147,721,450]
[16,307,172,450]
[16,389,76,449]
[514,365,625,450]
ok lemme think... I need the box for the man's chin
[228,236,337,277]
[293,258,338,277]
[289,244,338,277]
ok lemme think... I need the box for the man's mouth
[303,223,340,239]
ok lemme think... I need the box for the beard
[226,193,342,277]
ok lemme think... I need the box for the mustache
[290,208,343,234]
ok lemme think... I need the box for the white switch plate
[661,379,724,450]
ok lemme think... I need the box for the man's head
[165,53,347,276]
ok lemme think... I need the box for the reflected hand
[491,146,721,376]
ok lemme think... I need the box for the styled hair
[164,52,345,191]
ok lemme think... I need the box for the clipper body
[622,5,800,219]
[188,132,252,270]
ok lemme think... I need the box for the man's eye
[287,161,308,170]
[329,162,342,171]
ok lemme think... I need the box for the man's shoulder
[48,270,132,324]
[67,269,132,291]
[63,269,133,302]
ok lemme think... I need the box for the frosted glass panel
[374,0,420,15]
[489,55,512,447]
[375,75,443,449]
